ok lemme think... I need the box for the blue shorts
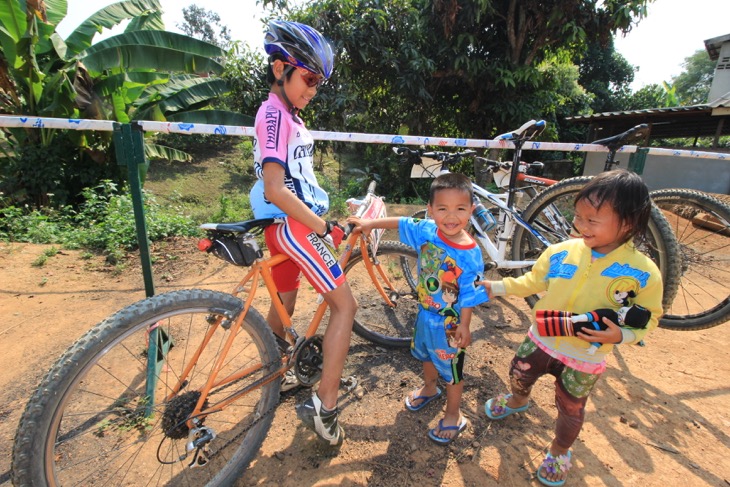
[411,310,465,384]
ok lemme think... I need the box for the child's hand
[477,280,492,296]
[346,216,370,236]
[452,325,472,348]
[576,316,623,344]
[327,221,346,248]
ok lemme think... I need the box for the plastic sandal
[427,416,467,445]
[404,388,442,412]
[536,450,573,487]
[485,393,530,420]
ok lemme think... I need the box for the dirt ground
[1,231,729,486]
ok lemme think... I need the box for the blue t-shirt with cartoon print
[398,217,489,328]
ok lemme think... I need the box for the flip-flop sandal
[427,416,467,445]
[404,388,442,412]
[485,393,530,420]
[536,450,572,487]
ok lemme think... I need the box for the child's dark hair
[429,173,473,204]
[266,54,295,85]
[575,169,651,244]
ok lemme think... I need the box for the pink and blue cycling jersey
[250,93,329,219]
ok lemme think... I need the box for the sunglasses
[283,62,325,88]
[299,69,325,88]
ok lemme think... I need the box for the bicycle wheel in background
[512,177,680,311]
[650,189,730,330]
[345,241,419,348]
[12,289,280,487]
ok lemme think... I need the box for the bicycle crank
[293,334,324,386]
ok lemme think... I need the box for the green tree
[293,0,652,137]
[576,39,635,113]
[287,0,652,199]
[625,83,670,109]
[0,0,234,206]
[220,41,268,118]
[671,49,715,105]
[178,4,232,48]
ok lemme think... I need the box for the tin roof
[565,100,730,140]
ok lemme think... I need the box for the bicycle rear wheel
[512,177,680,311]
[345,241,419,348]
[650,189,730,330]
[12,289,280,487]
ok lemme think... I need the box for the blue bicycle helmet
[264,20,334,79]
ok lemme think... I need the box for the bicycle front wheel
[12,289,280,487]
[345,240,419,348]
[650,189,730,330]
[512,177,680,310]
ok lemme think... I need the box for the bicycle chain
[201,355,283,461]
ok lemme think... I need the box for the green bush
[0,180,198,258]
[208,193,253,223]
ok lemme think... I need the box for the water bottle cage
[473,206,497,234]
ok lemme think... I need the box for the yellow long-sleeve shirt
[491,239,664,365]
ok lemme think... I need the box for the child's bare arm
[263,164,328,234]
[453,308,473,348]
[346,216,401,235]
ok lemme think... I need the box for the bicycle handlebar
[392,146,477,166]
[477,157,543,172]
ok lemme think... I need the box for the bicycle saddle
[200,218,277,234]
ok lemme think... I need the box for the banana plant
[0,0,246,205]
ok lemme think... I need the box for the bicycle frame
[168,186,396,429]
[469,181,552,269]
[401,129,556,273]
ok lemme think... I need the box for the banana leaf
[64,0,162,55]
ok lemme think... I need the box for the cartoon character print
[417,243,444,308]
[437,256,464,347]
[441,280,460,347]
[416,243,467,346]
[612,287,636,307]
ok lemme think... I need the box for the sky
[57,0,730,90]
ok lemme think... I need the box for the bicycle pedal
[341,376,358,392]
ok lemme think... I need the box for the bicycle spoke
[346,241,419,348]
[14,290,280,486]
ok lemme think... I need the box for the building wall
[583,152,730,194]
[708,40,730,102]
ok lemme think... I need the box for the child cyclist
[480,170,663,486]
[349,173,489,444]
[250,19,354,446]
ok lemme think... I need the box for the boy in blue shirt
[349,173,488,444]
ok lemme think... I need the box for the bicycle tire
[12,289,280,487]
[512,177,681,312]
[345,241,419,348]
[649,189,730,330]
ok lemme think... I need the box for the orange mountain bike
[11,183,419,486]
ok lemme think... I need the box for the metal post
[628,147,648,175]
[113,122,169,416]
[113,122,155,297]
